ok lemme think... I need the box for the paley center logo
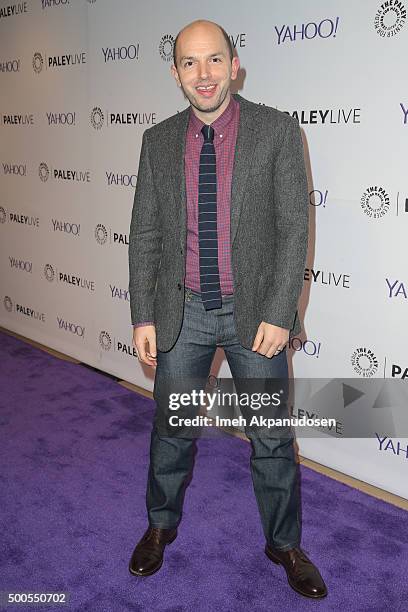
[90,106,156,129]
[98,329,138,358]
[99,331,112,351]
[351,347,379,378]
[390,362,408,378]
[374,1,406,37]
[0,112,34,126]
[38,161,90,183]
[0,205,40,228]
[361,186,391,218]
[285,107,361,125]
[32,49,86,73]
[159,34,175,62]
[360,186,408,218]
[43,263,95,292]
[0,2,27,19]
[304,267,350,289]
[94,223,128,246]
[3,294,46,323]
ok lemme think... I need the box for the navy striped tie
[198,124,222,310]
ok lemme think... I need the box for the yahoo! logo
[400,103,408,124]
[2,163,26,176]
[376,434,408,459]
[0,58,20,72]
[106,171,137,188]
[102,44,140,62]
[51,219,80,235]
[46,112,76,126]
[57,317,85,338]
[9,256,32,273]
[288,337,322,358]
[275,17,339,45]
[110,285,130,301]
[386,278,407,299]
[42,0,70,8]
[310,190,328,207]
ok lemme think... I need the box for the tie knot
[201,124,215,143]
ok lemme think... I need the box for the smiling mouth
[196,84,217,92]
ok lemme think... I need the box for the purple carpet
[0,330,407,611]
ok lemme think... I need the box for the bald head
[170,19,240,123]
[172,20,233,67]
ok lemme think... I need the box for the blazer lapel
[230,94,258,246]
[171,108,190,251]
[170,94,260,251]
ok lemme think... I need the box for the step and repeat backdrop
[1,0,407,498]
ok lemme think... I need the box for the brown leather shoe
[129,526,178,577]
[265,544,327,599]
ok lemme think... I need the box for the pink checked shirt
[133,95,240,327]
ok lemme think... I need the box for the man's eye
[212,58,221,62]
[184,61,193,67]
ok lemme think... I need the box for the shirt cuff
[132,321,154,328]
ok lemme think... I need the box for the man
[127,19,327,599]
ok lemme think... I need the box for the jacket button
[177,283,182,290]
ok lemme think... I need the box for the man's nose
[198,61,210,80]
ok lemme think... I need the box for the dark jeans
[147,287,301,550]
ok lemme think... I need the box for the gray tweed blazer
[128,93,309,352]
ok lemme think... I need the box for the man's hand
[252,321,289,358]
[132,325,157,369]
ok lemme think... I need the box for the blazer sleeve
[128,130,162,326]
[261,117,309,330]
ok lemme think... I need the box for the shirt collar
[188,95,238,140]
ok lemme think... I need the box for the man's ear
[231,56,240,81]
[171,64,181,87]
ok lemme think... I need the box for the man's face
[171,24,239,115]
